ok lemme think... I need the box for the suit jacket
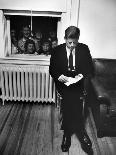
[49,43,94,92]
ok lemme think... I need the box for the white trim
[0,55,50,65]
[3,10,62,17]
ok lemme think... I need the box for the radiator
[0,64,56,105]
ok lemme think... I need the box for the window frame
[3,9,61,58]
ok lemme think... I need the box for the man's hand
[75,74,83,80]
[58,74,69,83]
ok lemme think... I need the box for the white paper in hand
[64,74,83,86]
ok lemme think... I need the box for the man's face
[23,27,30,39]
[65,38,78,50]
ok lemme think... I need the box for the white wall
[0,0,67,12]
[57,0,80,44]
[78,0,116,59]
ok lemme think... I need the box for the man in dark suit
[49,26,94,153]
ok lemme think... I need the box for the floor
[0,101,116,155]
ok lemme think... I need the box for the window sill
[0,54,50,65]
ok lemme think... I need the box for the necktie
[69,50,73,70]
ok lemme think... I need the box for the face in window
[52,40,58,48]
[11,30,16,38]
[27,43,35,54]
[23,26,30,39]
[42,42,50,52]
[11,29,17,46]
[35,31,42,41]
[49,31,56,38]
[65,38,78,51]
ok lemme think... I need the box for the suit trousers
[60,80,85,135]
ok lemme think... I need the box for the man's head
[64,26,80,50]
[22,25,30,39]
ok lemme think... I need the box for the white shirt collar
[66,46,75,56]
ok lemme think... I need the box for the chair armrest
[91,78,110,106]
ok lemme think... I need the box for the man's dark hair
[64,26,80,39]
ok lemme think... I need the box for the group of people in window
[11,25,58,55]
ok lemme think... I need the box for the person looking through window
[51,37,58,49]
[40,39,51,55]
[48,30,57,42]
[11,29,18,54]
[18,25,31,54]
[24,39,36,54]
[33,30,43,54]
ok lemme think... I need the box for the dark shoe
[79,132,92,154]
[61,134,71,152]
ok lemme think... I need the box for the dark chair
[89,59,116,137]
[56,87,90,127]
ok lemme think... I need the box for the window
[3,10,60,57]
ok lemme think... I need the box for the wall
[0,0,67,12]
[78,0,116,59]
[58,0,80,44]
